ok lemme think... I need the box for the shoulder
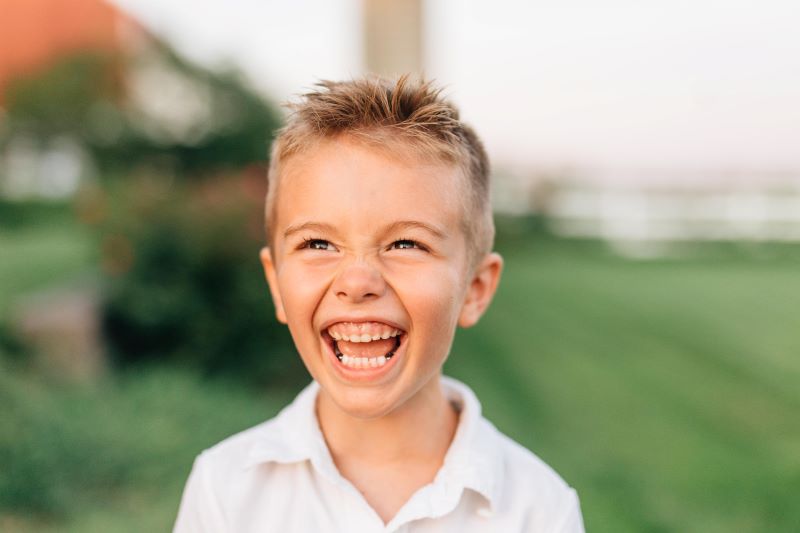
[197,415,279,470]
[173,414,300,533]
[483,420,584,531]
[492,423,571,493]
[440,376,583,530]
[192,382,318,485]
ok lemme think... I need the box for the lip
[320,322,407,382]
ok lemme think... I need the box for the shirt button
[477,506,493,518]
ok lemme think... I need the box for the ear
[458,252,503,328]
[260,247,287,324]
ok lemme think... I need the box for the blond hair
[266,75,494,269]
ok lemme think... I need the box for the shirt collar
[244,380,329,466]
[244,376,503,511]
[437,376,503,511]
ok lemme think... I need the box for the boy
[174,75,585,532]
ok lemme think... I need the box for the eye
[301,238,337,251]
[390,239,425,251]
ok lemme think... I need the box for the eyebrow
[282,220,447,240]
[283,222,339,239]
[382,220,447,240]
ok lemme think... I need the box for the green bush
[93,174,304,386]
[0,363,291,529]
[1,37,296,386]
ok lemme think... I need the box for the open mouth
[324,321,405,369]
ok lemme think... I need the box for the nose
[332,258,386,303]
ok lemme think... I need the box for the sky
[111,0,800,182]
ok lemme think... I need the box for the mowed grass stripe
[0,223,94,314]
[448,243,800,532]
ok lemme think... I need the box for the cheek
[394,265,464,327]
[278,264,331,319]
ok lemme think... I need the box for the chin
[328,386,401,420]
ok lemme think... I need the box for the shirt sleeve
[173,453,228,533]
[555,489,586,533]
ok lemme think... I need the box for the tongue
[337,337,396,357]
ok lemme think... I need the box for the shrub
[92,171,304,386]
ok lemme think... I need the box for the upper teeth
[327,323,402,343]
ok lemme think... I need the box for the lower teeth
[334,336,400,367]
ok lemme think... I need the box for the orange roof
[0,0,138,102]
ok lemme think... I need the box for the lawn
[1,212,798,532]
[449,231,800,532]
[0,203,93,316]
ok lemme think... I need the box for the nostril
[336,290,378,300]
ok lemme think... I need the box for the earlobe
[458,252,503,328]
[260,247,287,324]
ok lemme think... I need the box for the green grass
[0,203,94,316]
[1,212,798,531]
[448,235,800,532]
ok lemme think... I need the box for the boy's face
[261,138,501,420]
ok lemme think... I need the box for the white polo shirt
[173,376,585,532]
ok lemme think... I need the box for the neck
[316,376,459,466]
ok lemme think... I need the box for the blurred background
[1,0,798,531]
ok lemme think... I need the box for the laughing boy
[174,76,585,532]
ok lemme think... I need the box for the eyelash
[390,238,425,251]
[300,237,334,251]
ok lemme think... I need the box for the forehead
[274,138,467,235]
